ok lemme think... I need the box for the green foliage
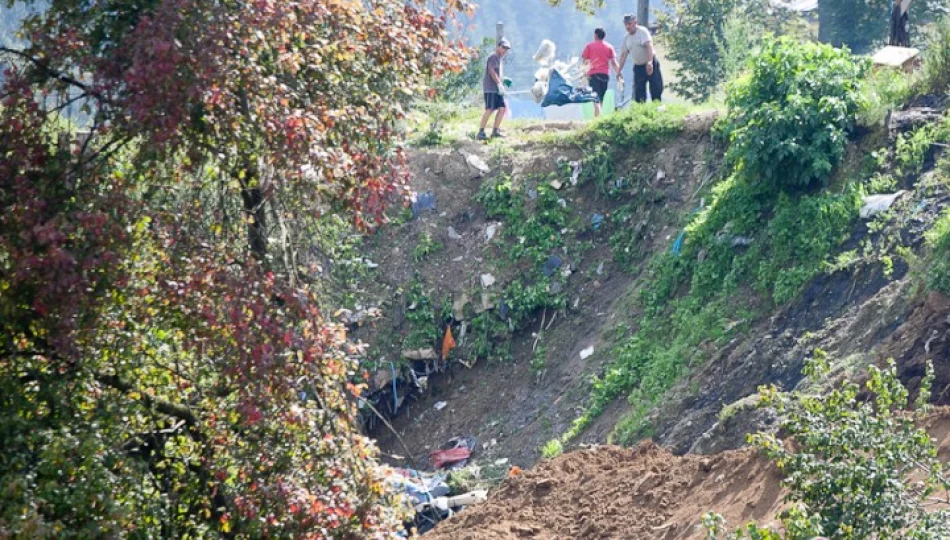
[477,175,519,220]
[413,231,443,262]
[707,357,950,538]
[926,208,950,295]
[584,102,689,148]
[540,439,563,459]
[659,0,805,102]
[504,278,567,328]
[568,40,864,446]
[921,15,950,96]
[432,38,495,104]
[896,117,950,174]
[858,66,916,127]
[403,278,437,351]
[722,38,868,191]
[466,312,512,362]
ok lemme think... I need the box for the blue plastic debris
[672,231,686,255]
[542,255,563,277]
[411,191,437,217]
[498,300,510,320]
[591,213,605,230]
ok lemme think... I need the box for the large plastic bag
[541,69,597,107]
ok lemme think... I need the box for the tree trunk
[638,0,650,27]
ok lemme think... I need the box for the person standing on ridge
[477,39,511,141]
[582,28,623,117]
[617,13,663,103]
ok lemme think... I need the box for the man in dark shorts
[582,28,622,117]
[477,39,511,141]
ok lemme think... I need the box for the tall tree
[0,0,468,536]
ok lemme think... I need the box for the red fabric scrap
[430,447,472,469]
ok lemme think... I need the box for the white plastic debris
[460,151,490,175]
[860,191,908,219]
[434,401,447,411]
[656,169,666,181]
[570,161,581,186]
[580,346,595,360]
[480,273,496,288]
[533,39,556,66]
[448,226,462,241]
[486,223,501,241]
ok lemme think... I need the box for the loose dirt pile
[428,410,950,539]
[427,441,785,539]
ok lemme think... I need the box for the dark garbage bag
[541,69,597,108]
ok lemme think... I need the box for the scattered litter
[484,438,498,450]
[452,256,464,262]
[560,265,572,278]
[486,223,501,241]
[442,326,456,360]
[569,160,581,186]
[403,348,438,360]
[499,300,510,320]
[656,169,666,181]
[364,259,379,269]
[542,255,563,276]
[447,226,462,241]
[411,191,437,217]
[614,177,627,190]
[573,297,580,309]
[550,179,563,190]
[596,261,604,275]
[860,191,908,218]
[494,458,509,466]
[730,235,753,247]
[480,273,496,288]
[580,346,595,360]
[534,39,556,66]
[453,294,470,320]
[431,436,477,469]
[434,401,448,411]
[672,231,686,255]
[591,213,605,230]
[460,150,491,175]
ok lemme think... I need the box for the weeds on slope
[556,38,882,447]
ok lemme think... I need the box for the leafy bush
[659,0,806,102]
[722,38,868,191]
[921,15,950,96]
[706,354,950,539]
[540,439,563,459]
[926,208,950,295]
[585,102,689,148]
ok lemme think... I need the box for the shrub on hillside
[921,15,950,96]
[705,354,950,538]
[926,208,950,296]
[721,38,868,192]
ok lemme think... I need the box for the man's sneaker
[491,129,506,138]
[476,130,488,141]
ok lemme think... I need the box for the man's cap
[623,13,637,23]
[498,38,511,49]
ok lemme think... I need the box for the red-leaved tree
[0,0,470,536]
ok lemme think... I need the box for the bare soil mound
[429,409,950,539]
[427,441,785,540]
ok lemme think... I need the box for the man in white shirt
[617,13,663,103]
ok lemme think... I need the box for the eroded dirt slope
[429,408,950,539]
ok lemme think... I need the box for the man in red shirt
[582,28,623,117]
